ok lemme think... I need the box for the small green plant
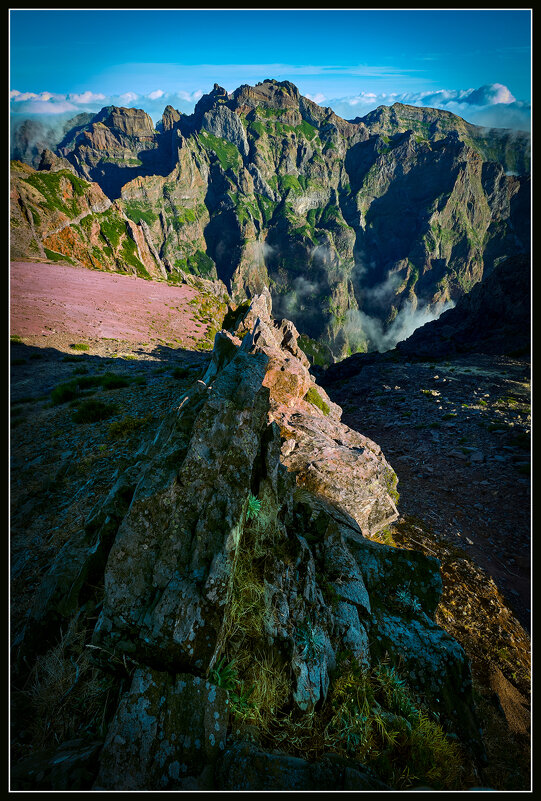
[72,399,117,423]
[209,657,238,691]
[296,622,326,661]
[172,366,192,380]
[393,585,423,615]
[442,413,457,420]
[100,373,130,389]
[384,468,400,505]
[51,380,80,405]
[70,343,90,351]
[108,414,151,439]
[246,494,261,520]
[230,680,256,715]
[305,386,330,416]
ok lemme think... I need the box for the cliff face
[323,251,530,383]
[11,79,530,362]
[14,292,481,790]
[10,160,167,280]
[56,106,169,199]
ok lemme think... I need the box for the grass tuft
[72,399,117,423]
[305,386,330,416]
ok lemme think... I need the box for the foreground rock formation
[10,79,530,361]
[13,292,483,790]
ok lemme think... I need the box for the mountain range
[10,78,530,362]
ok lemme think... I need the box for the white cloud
[15,100,79,114]
[11,90,65,103]
[175,89,204,102]
[9,80,531,132]
[68,91,106,104]
[118,91,139,104]
[327,83,530,131]
[305,92,326,104]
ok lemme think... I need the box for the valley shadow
[10,340,212,404]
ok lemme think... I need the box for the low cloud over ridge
[330,82,530,131]
[9,81,530,132]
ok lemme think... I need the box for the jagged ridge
[14,291,482,790]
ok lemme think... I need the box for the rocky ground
[10,261,227,635]
[10,261,225,352]
[10,339,210,635]
[10,265,531,790]
[323,354,531,632]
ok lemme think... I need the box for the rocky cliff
[322,252,530,383]
[10,79,530,362]
[13,291,483,790]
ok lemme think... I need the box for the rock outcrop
[14,291,482,790]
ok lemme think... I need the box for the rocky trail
[323,355,531,631]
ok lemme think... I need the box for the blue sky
[10,9,532,130]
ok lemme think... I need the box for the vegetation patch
[72,398,117,423]
[18,618,119,752]
[323,659,465,789]
[384,467,400,505]
[108,414,152,439]
[199,130,241,171]
[44,247,76,265]
[172,366,195,380]
[304,386,330,415]
[51,372,130,405]
[98,211,125,250]
[22,170,90,216]
[123,201,158,227]
[298,335,332,368]
[119,238,150,278]
[278,174,304,196]
[297,120,317,140]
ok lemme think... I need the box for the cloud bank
[9,81,530,131]
[9,88,206,123]
[328,82,531,132]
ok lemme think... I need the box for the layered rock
[10,160,164,279]
[56,106,168,199]
[15,292,481,789]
